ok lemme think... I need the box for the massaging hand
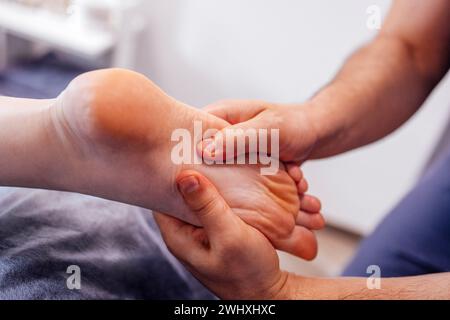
[201,100,319,176]
[154,170,289,300]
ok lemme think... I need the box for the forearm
[305,34,444,159]
[278,272,450,300]
[302,0,450,159]
[0,96,71,190]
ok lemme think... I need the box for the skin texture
[0,69,324,259]
[160,0,450,299]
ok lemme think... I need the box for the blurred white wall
[134,0,450,235]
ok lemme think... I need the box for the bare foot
[49,69,318,259]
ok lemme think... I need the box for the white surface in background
[0,0,146,68]
[0,1,114,58]
[136,0,450,235]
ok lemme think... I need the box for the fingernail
[202,139,215,155]
[177,176,199,195]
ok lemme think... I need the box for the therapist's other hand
[154,170,288,300]
[201,100,318,167]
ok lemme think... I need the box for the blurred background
[1,0,449,277]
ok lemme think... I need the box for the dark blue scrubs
[343,149,450,277]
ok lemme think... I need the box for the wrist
[262,271,302,300]
[301,88,348,160]
[286,102,322,161]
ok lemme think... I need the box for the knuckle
[192,194,223,217]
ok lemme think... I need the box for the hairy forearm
[306,34,445,159]
[0,96,71,189]
[278,272,450,300]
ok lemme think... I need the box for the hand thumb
[177,171,238,239]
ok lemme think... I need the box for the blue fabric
[0,188,214,299]
[0,53,88,98]
[343,149,450,277]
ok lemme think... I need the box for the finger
[204,100,267,124]
[300,194,322,213]
[154,211,185,231]
[177,170,242,243]
[198,115,272,161]
[272,226,318,260]
[286,163,302,183]
[153,212,198,261]
[296,211,326,230]
[297,178,309,194]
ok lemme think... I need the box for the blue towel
[0,188,215,299]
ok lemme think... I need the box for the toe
[296,211,326,230]
[300,194,321,213]
[297,179,309,194]
[272,226,318,260]
[286,164,302,182]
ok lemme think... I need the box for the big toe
[272,226,318,260]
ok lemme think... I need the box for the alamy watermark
[366,5,381,30]
[66,265,81,290]
[171,121,280,175]
[366,265,381,289]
